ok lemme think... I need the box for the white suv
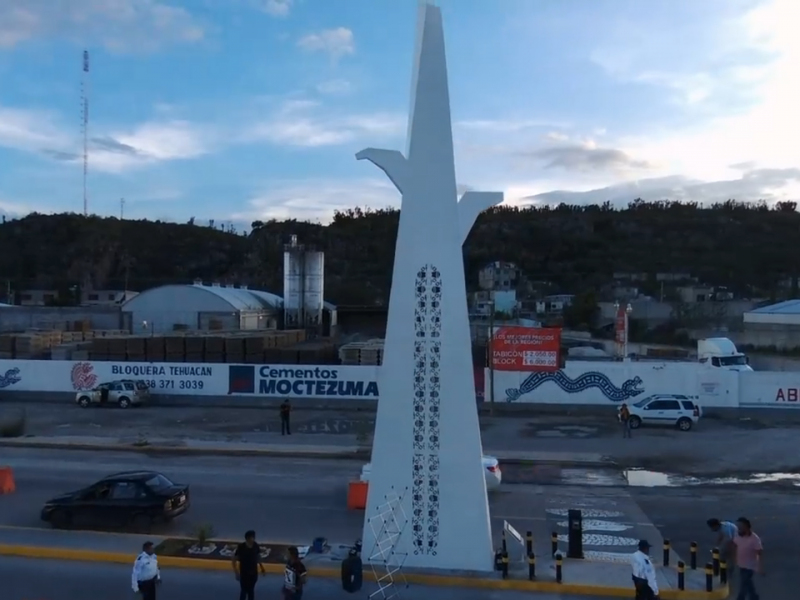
[627,394,702,432]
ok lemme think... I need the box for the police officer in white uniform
[631,539,659,600]
[132,541,161,600]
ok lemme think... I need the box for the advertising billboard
[490,326,561,372]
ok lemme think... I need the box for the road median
[0,435,613,467]
[0,542,726,598]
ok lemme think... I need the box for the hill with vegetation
[1,199,798,306]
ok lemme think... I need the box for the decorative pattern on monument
[425,266,442,554]
[410,267,430,554]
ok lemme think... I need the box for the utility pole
[120,197,125,220]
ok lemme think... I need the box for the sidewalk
[0,434,612,466]
[0,525,727,599]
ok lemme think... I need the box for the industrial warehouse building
[739,300,800,350]
[121,282,337,335]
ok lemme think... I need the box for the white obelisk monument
[356,2,502,572]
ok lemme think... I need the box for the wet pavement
[501,464,800,488]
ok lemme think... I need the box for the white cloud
[0,0,204,52]
[0,104,213,173]
[525,169,800,207]
[244,99,403,148]
[457,119,568,134]
[0,106,66,151]
[260,0,292,17]
[234,178,399,223]
[297,28,355,61]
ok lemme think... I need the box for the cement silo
[283,235,325,335]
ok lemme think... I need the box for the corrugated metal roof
[747,299,800,315]
[192,284,281,311]
[123,284,335,312]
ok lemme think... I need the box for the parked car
[75,379,149,408]
[627,394,702,431]
[40,470,190,530]
[359,456,502,491]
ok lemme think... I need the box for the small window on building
[43,294,55,301]
[108,294,116,301]
[88,294,99,301]
[21,294,32,301]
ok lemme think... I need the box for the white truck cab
[697,337,753,371]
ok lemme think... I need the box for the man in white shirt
[631,539,659,600]
[132,541,161,600]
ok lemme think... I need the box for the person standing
[733,517,763,600]
[232,530,266,600]
[280,399,292,436]
[283,546,307,600]
[630,539,659,599]
[131,541,161,600]
[619,403,632,438]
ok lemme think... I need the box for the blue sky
[0,0,798,226]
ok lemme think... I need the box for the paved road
[0,448,544,544]
[1,557,592,600]
[0,448,366,541]
[6,401,800,473]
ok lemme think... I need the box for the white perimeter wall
[2,358,800,409]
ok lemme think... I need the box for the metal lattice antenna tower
[81,50,90,216]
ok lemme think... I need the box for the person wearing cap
[631,539,659,599]
[131,541,161,600]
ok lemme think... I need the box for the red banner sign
[491,327,561,372]
[615,307,626,345]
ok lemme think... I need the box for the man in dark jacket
[280,399,291,435]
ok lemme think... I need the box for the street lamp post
[487,300,496,415]
[624,303,632,358]
[613,301,633,359]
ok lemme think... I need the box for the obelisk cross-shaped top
[356,2,503,243]
[404,2,453,169]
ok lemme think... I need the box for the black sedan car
[40,470,190,530]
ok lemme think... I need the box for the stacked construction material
[204,335,225,362]
[0,335,14,359]
[145,336,165,362]
[125,336,146,362]
[225,335,245,364]
[41,329,323,364]
[294,340,338,365]
[9,330,63,359]
[184,335,204,363]
[338,339,384,366]
[106,336,128,362]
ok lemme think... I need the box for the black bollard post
[501,529,508,554]
[690,542,698,570]
[525,531,533,555]
[555,553,563,583]
[551,532,558,557]
[712,547,720,576]
[677,561,685,590]
[567,509,584,559]
[705,562,713,592]
[662,539,670,567]
[527,552,536,580]
[720,560,728,585]
[501,552,509,579]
